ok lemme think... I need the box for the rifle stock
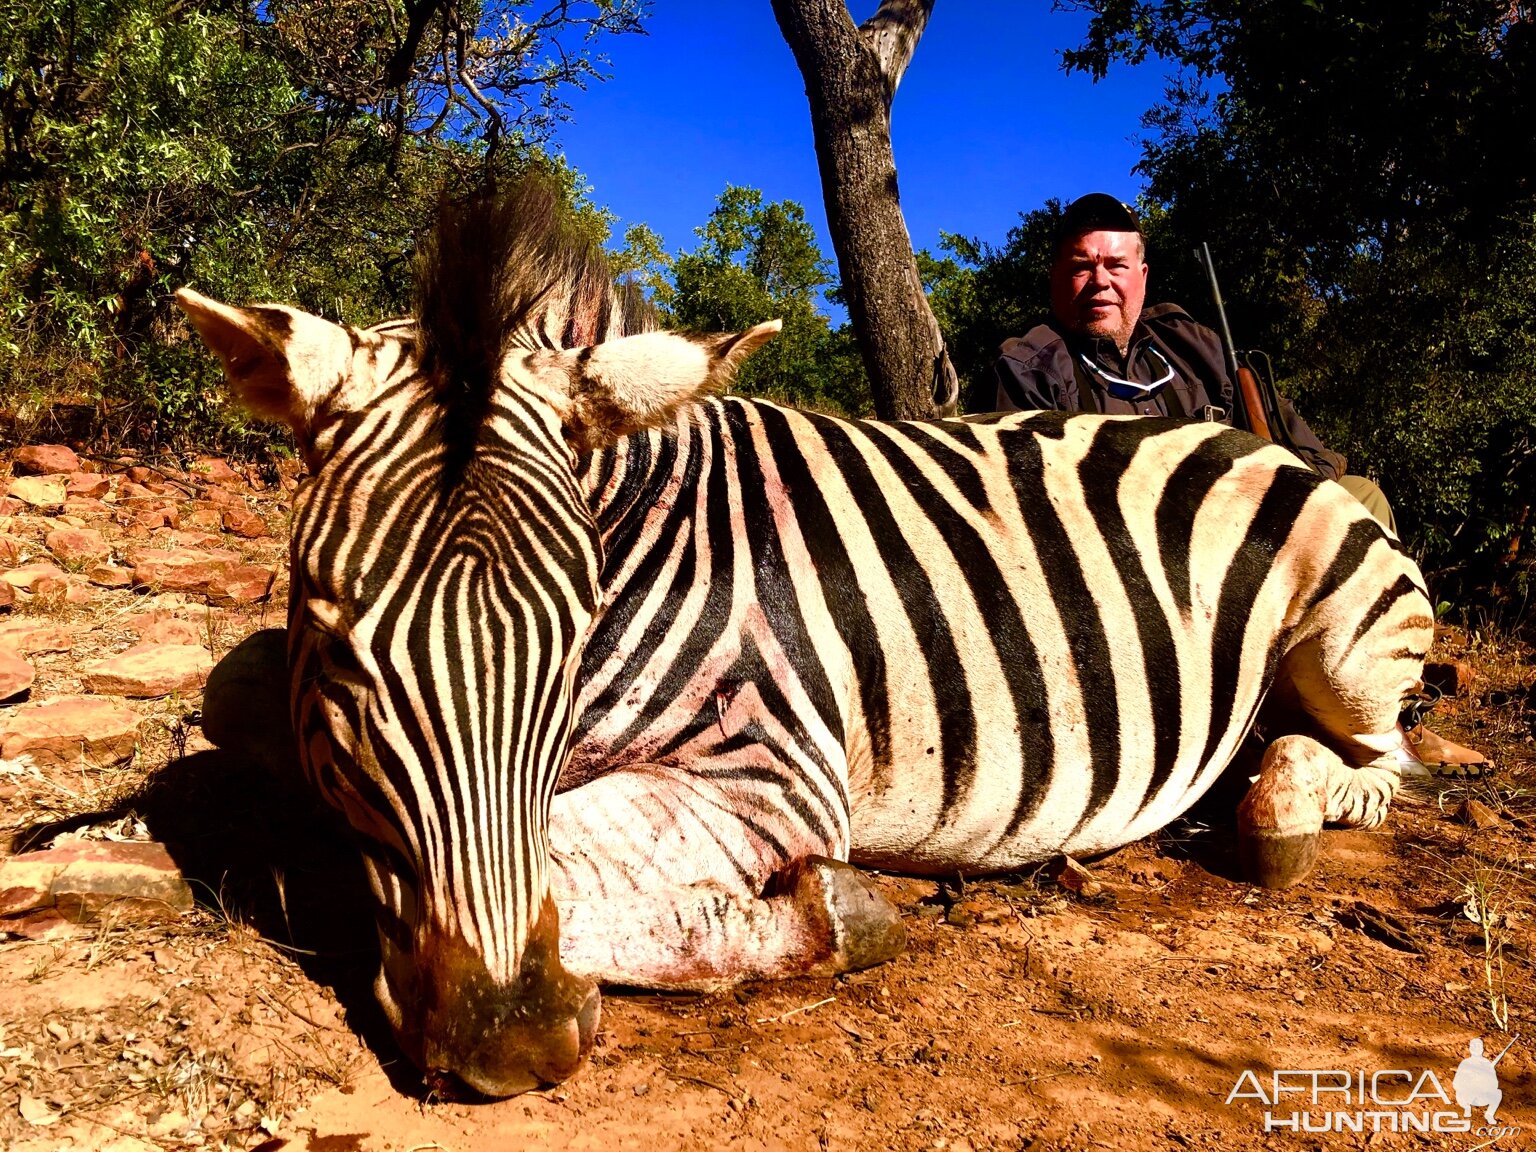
[1196,242,1274,442]
[1236,364,1272,441]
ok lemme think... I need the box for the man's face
[1050,229,1149,351]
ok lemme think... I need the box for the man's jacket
[991,303,1343,480]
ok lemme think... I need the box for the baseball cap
[1055,193,1141,246]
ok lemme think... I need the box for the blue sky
[554,3,1169,278]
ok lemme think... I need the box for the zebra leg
[1237,735,1331,888]
[547,769,905,991]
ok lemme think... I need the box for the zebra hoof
[776,856,907,976]
[1239,829,1320,889]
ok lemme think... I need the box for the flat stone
[0,841,192,923]
[116,480,156,500]
[0,562,67,591]
[0,648,33,702]
[127,546,241,594]
[88,563,135,588]
[148,528,223,549]
[132,616,203,646]
[130,507,179,532]
[13,445,80,475]
[63,496,113,516]
[0,696,140,770]
[0,583,11,612]
[0,619,74,654]
[65,472,111,499]
[189,456,242,486]
[63,583,94,605]
[45,526,109,566]
[0,908,81,940]
[183,507,224,530]
[0,497,22,516]
[82,644,212,698]
[222,506,268,538]
[208,564,275,605]
[6,476,66,508]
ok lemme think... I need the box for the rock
[0,648,33,702]
[31,575,68,601]
[132,617,203,646]
[127,546,241,594]
[64,583,94,605]
[209,564,275,605]
[0,696,141,770]
[0,533,21,565]
[0,619,74,654]
[222,506,268,538]
[148,528,223,549]
[189,456,242,487]
[184,507,224,530]
[63,496,113,516]
[0,562,67,591]
[1047,855,1104,897]
[12,444,80,475]
[45,526,109,566]
[88,563,135,589]
[0,908,80,941]
[0,841,192,923]
[131,507,179,532]
[0,583,11,612]
[116,480,156,501]
[7,475,67,508]
[1423,661,1476,698]
[81,644,213,698]
[1457,798,1502,829]
[65,472,111,500]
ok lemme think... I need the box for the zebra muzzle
[414,898,600,1097]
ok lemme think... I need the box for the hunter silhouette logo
[1225,1034,1521,1137]
[1454,1036,1514,1124]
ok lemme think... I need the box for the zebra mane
[413,176,656,471]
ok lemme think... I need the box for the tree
[665,186,871,416]
[0,0,645,448]
[771,0,957,420]
[1054,0,1536,607]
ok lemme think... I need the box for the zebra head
[176,181,778,1096]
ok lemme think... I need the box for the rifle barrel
[1197,243,1242,384]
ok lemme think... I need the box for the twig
[671,1073,732,1096]
[755,995,834,1025]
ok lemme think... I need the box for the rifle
[1194,243,1292,450]
[1490,1034,1520,1066]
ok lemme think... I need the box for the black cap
[1055,193,1141,247]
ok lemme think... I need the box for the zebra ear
[551,320,781,450]
[175,288,351,430]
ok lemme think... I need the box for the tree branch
[858,0,934,103]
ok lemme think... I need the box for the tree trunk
[772,0,958,420]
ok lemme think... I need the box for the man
[991,192,1484,773]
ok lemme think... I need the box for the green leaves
[0,0,647,450]
[663,185,871,417]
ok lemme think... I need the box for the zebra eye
[308,598,346,637]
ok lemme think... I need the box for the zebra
[176,179,1432,1098]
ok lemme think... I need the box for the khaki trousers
[1338,474,1397,537]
